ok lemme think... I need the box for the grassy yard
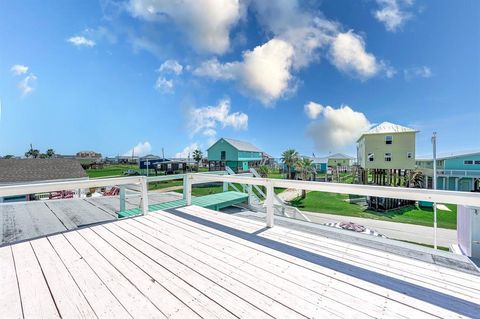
[289,191,457,229]
[149,179,184,191]
[86,164,138,178]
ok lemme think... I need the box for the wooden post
[140,177,149,215]
[266,181,274,228]
[182,175,187,199]
[247,184,252,206]
[185,174,192,206]
[119,186,125,212]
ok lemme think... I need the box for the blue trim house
[207,138,263,172]
[416,150,480,192]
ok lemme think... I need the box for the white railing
[0,176,149,215]
[437,169,480,177]
[187,173,480,228]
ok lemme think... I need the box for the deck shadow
[166,208,480,318]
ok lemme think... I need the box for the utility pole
[432,132,438,250]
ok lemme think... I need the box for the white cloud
[174,143,199,158]
[18,73,37,96]
[374,0,414,32]
[304,102,324,120]
[123,141,152,157]
[67,36,96,47]
[189,98,248,139]
[329,31,392,80]
[306,104,371,151]
[404,66,432,80]
[10,64,29,75]
[159,60,183,75]
[194,38,295,105]
[155,77,174,93]
[128,0,244,54]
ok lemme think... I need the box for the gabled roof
[358,122,418,141]
[208,138,262,152]
[416,150,480,161]
[327,153,354,160]
[140,154,161,160]
[0,158,87,185]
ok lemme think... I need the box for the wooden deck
[0,192,182,245]
[1,205,479,319]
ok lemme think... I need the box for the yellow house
[357,122,417,170]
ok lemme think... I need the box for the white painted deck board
[3,205,479,319]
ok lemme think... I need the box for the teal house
[207,138,263,172]
[416,150,480,192]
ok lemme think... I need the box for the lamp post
[432,132,437,249]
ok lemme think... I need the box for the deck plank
[29,237,97,318]
[11,241,60,318]
[45,199,115,227]
[47,234,132,318]
[0,246,23,319]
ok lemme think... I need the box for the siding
[359,132,416,169]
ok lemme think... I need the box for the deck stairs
[224,167,310,222]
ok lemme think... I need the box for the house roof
[416,150,480,161]
[140,154,161,160]
[358,122,418,141]
[0,158,87,185]
[209,138,263,152]
[327,153,354,159]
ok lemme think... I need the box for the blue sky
[0,0,479,158]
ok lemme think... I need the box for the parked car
[123,169,140,176]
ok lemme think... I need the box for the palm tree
[281,149,299,179]
[192,149,203,167]
[408,170,425,188]
[46,149,55,158]
[25,148,40,158]
[296,158,314,198]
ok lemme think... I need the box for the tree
[192,149,203,166]
[257,165,269,178]
[3,155,14,159]
[408,170,425,188]
[25,148,40,158]
[281,149,299,179]
[39,153,48,158]
[296,157,314,198]
[46,149,55,158]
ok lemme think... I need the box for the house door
[242,161,249,171]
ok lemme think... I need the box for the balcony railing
[437,169,480,177]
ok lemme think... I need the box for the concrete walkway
[299,210,456,247]
[277,188,303,201]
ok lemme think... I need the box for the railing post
[266,180,274,228]
[223,182,228,192]
[141,177,149,215]
[247,184,252,206]
[182,174,187,199]
[119,186,125,212]
[185,174,192,206]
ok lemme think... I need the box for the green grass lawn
[149,179,184,190]
[86,164,139,178]
[289,191,457,229]
[399,240,450,252]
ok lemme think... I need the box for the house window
[385,135,393,145]
[384,153,392,162]
[220,151,226,160]
[368,153,374,162]
[475,160,480,165]
[407,152,413,159]
[464,160,473,165]
[178,163,183,169]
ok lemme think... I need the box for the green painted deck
[118,191,249,218]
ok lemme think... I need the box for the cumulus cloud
[374,0,414,32]
[67,36,96,47]
[155,77,174,93]
[174,143,199,158]
[329,31,393,80]
[189,98,248,140]
[306,103,371,151]
[159,60,183,75]
[194,38,295,105]
[128,0,244,54]
[304,102,324,119]
[10,64,29,75]
[404,66,432,80]
[123,141,152,157]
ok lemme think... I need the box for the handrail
[189,173,480,207]
[0,176,149,215]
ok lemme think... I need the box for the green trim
[118,191,248,218]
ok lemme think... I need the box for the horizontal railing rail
[0,176,149,215]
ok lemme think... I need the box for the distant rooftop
[360,122,418,137]
[210,137,263,152]
[416,149,480,161]
[327,153,354,159]
[0,158,87,185]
